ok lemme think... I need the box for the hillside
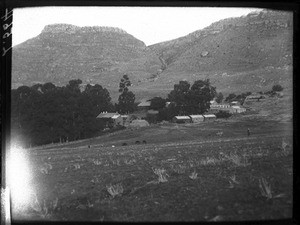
[148,9,293,96]
[12,9,293,101]
[12,24,162,100]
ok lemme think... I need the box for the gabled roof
[231,106,242,109]
[147,109,159,114]
[97,112,120,119]
[203,114,216,118]
[246,95,263,99]
[138,101,151,107]
[174,116,191,120]
[189,115,204,119]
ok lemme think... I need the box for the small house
[96,112,122,128]
[172,116,191,123]
[137,100,151,111]
[203,114,216,121]
[189,115,204,123]
[231,106,246,113]
[230,101,240,106]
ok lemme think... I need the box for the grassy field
[10,113,293,222]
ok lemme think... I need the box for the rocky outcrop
[42,24,128,34]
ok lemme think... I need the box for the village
[96,93,267,129]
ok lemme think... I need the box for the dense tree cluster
[225,92,252,104]
[150,97,166,110]
[154,79,216,122]
[10,76,219,146]
[11,79,114,147]
[167,79,216,115]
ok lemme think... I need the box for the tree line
[11,79,116,146]
[11,71,283,147]
[11,76,218,147]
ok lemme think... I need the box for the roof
[189,115,204,119]
[147,110,159,114]
[246,95,262,99]
[97,112,120,119]
[138,101,151,107]
[174,116,191,120]
[203,114,216,118]
[232,106,242,109]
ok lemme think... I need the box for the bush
[272,84,284,92]
[215,111,232,119]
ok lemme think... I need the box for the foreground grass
[13,121,293,222]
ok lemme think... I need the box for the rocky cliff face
[12,9,293,101]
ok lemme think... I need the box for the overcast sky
[12,6,263,46]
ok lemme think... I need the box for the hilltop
[12,9,293,101]
[12,24,162,100]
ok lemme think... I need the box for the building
[203,114,216,121]
[209,102,246,114]
[231,106,247,113]
[230,101,240,106]
[172,116,191,123]
[137,100,151,111]
[189,115,204,123]
[96,112,123,128]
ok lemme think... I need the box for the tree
[225,93,237,102]
[167,80,191,115]
[150,97,166,110]
[66,79,82,93]
[215,92,224,103]
[215,110,232,119]
[188,79,216,114]
[167,79,216,115]
[118,74,131,93]
[10,79,114,147]
[41,82,56,93]
[272,84,284,92]
[158,102,178,121]
[116,75,136,114]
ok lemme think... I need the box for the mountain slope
[148,9,293,95]
[12,10,293,101]
[12,24,162,97]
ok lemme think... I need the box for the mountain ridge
[12,9,293,101]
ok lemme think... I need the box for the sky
[12,6,263,47]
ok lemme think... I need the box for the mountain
[12,24,163,100]
[12,9,293,101]
[148,9,293,95]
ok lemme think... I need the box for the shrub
[272,84,284,92]
[215,111,232,119]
